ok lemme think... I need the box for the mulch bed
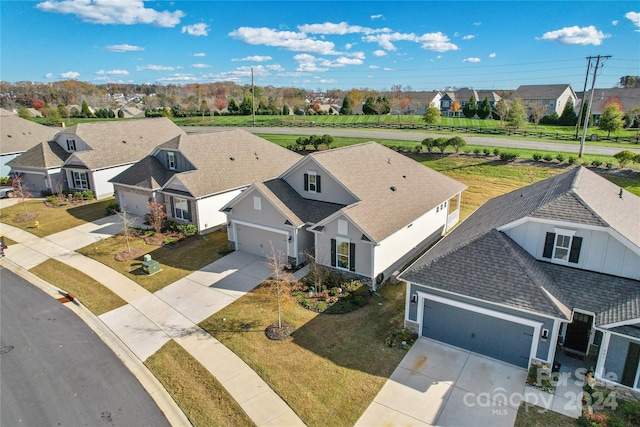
[265,322,295,341]
[114,248,146,262]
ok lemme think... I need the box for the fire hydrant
[34,220,40,229]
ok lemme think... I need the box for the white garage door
[236,224,288,259]
[120,192,150,217]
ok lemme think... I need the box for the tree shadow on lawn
[65,199,114,222]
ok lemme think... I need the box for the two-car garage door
[235,224,288,259]
[422,298,536,368]
[120,192,150,217]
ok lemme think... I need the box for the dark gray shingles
[7,141,70,168]
[109,155,174,189]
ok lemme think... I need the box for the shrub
[105,202,120,215]
[614,150,636,168]
[499,152,519,162]
[591,160,603,167]
[330,287,340,297]
[555,154,565,163]
[413,144,422,153]
[342,280,364,293]
[493,148,500,156]
[162,219,178,232]
[543,154,553,162]
[606,162,613,169]
[300,299,312,309]
[81,190,94,200]
[532,153,542,161]
[483,148,491,156]
[464,149,471,154]
[316,301,327,312]
[164,236,177,245]
[177,223,197,237]
[568,156,576,164]
[617,400,640,425]
[354,295,366,307]
[473,148,480,155]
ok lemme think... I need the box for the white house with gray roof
[7,117,184,198]
[400,166,640,391]
[110,129,301,234]
[221,142,466,288]
[512,84,578,117]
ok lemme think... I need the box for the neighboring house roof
[1,115,58,155]
[109,155,173,190]
[401,166,640,326]
[7,140,70,169]
[62,117,185,170]
[512,84,574,100]
[578,88,640,113]
[303,142,467,242]
[120,129,302,198]
[119,106,145,118]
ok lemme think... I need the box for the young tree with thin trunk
[116,210,136,253]
[423,105,441,125]
[11,174,32,215]
[507,98,526,128]
[527,101,546,128]
[147,200,167,234]
[264,245,295,330]
[493,98,508,125]
[598,104,624,137]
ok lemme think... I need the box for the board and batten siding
[503,220,640,280]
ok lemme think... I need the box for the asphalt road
[183,126,640,156]
[0,268,171,427]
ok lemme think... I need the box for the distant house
[577,88,640,125]
[400,91,442,115]
[110,129,301,234]
[222,142,466,287]
[439,88,500,117]
[401,165,640,392]
[118,106,145,118]
[512,84,577,117]
[0,111,58,177]
[7,118,184,198]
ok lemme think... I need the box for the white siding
[195,189,242,233]
[374,206,445,278]
[93,165,130,199]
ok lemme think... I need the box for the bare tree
[116,209,136,253]
[11,174,32,215]
[147,200,167,234]
[264,244,295,329]
[527,101,546,128]
[305,251,330,293]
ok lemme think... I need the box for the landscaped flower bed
[292,273,370,314]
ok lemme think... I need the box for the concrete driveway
[356,338,528,427]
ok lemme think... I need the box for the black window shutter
[316,175,321,193]
[569,236,583,263]
[330,239,336,267]
[304,173,309,191]
[543,232,555,258]
[186,200,192,222]
[349,242,356,272]
[170,197,175,218]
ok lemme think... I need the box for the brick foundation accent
[326,267,372,288]
[595,379,640,403]
[404,320,419,334]
[228,240,236,250]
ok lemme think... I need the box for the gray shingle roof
[109,155,174,189]
[161,129,301,198]
[7,140,70,169]
[513,84,573,100]
[401,166,640,331]
[61,118,185,170]
[256,179,345,226]
[307,142,467,242]
[1,115,58,155]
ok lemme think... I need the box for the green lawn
[0,198,113,237]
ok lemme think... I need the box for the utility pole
[251,67,255,126]
[575,57,592,139]
[578,55,611,158]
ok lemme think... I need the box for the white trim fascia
[309,207,375,244]
[219,183,258,212]
[548,319,562,363]
[416,291,542,367]
[599,318,640,330]
[231,219,291,259]
[405,280,567,322]
[112,183,159,192]
[12,169,45,176]
[597,327,640,342]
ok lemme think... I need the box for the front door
[621,342,640,388]
[564,312,593,354]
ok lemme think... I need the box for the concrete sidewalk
[0,218,305,426]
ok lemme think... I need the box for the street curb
[0,258,192,427]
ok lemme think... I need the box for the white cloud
[319,79,336,83]
[106,44,144,52]
[203,65,271,81]
[383,67,394,71]
[293,53,329,72]
[157,73,199,82]
[266,64,284,71]
[136,64,175,71]
[182,23,209,37]
[369,65,379,69]
[371,14,383,20]
[537,25,610,45]
[232,55,273,62]
[36,0,184,27]
[462,34,475,40]
[299,21,389,36]
[350,51,365,60]
[95,69,129,75]
[489,52,497,58]
[626,12,640,29]
[45,72,54,79]
[363,31,458,52]
[345,43,353,49]
[193,52,206,57]
[191,64,211,68]
[612,20,619,26]
[463,57,481,63]
[61,71,80,79]
[473,22,482,26]
[229,27,338,54]
[373,50,387,57]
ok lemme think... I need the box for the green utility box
[142,254,160,275]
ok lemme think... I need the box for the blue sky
[1,1,639,91]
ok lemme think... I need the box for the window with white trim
[173,197,190,220]
[309,173,317,192]
[253,196,262,210]
[543,229,583,264]
[66,139,76,151]
[167,152,176,170]
[336,239,350,270]
[304,171,321,193]
[72,171,88,189]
